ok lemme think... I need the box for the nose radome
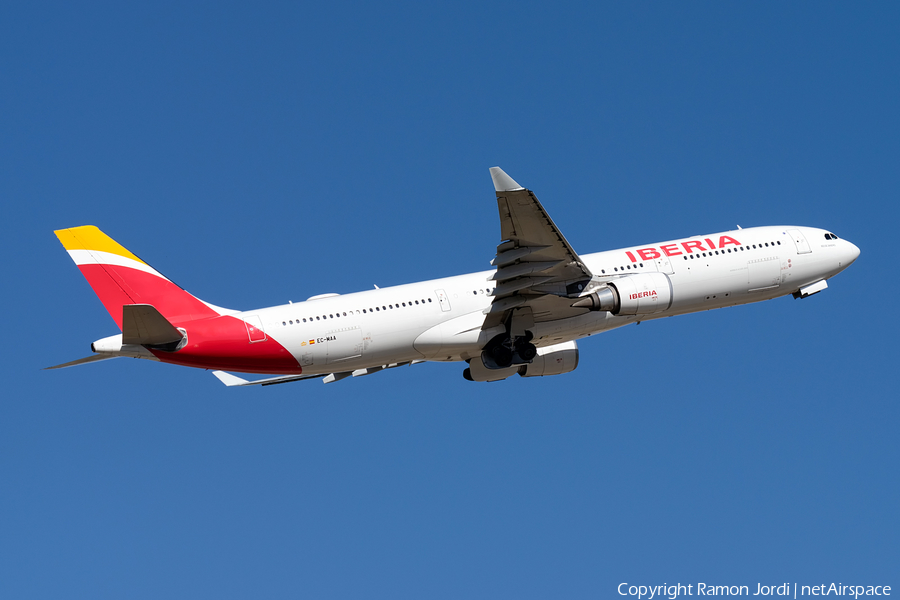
[845,241,860,264]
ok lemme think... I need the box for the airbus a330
[49,167,860,385]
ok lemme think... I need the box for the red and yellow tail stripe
[55,226,219,328]
[56,225,169,280]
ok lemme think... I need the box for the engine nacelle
[572,273,673,315]
[611,272,672,315]
[518,341,579,378]
[463,357,521,382]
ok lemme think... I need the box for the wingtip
[212,370,249,387]
[489,167,524,192]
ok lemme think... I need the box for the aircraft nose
[844,240,860,265]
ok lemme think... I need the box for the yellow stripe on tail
[54,225,146,264]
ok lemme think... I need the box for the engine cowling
[518,341,579,377]
[464,341,580,381]
[611,272,673,315]
[573,273,673,315]
[463,357,521,382]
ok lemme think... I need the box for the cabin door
[787,229,812,254]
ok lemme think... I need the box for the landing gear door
[787,229,812,254]
[435,289,451,312]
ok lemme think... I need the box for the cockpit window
[825,233,839,240]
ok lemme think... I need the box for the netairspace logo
[617,583,892,599]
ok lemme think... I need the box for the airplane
[49,167,860,385]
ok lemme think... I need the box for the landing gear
[490,342,514,368]
[481,331,536,370]
[517,339,537,361]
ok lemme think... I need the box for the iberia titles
[625,235,742,262]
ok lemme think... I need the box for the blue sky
[2,2,897,598]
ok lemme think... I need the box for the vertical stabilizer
[55,226,220,328]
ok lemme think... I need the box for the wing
[485,167,595,329]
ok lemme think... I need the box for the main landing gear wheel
[516,342,537,362]
[481,331,536,369]
[490,343,514,368]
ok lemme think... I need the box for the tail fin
[55,226,221,328]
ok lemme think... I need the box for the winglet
[489,167,524,192]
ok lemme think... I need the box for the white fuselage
[237,225,859,375]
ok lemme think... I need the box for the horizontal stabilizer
[45,354,119,370]
[122,304,183,346]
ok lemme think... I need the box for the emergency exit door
[435,289,451,312]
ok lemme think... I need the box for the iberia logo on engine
[629,290,658,300]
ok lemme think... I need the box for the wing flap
[491,261,562,281]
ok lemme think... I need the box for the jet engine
[463,341,579,381]
[572,272,673,315]
[518,341,579,377]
